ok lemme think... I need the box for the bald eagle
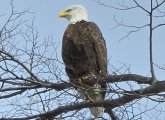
[59,5,107,117]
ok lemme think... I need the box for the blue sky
[0,0,165,119]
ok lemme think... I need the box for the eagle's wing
[75,22,107,77]
[76,22,107,98]
[88,22,107,76]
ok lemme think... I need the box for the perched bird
[59,5,107,117]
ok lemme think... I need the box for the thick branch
[0,74,152,93]
[0,90,26,99]
[50,74,153,91]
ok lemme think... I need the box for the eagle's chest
[64,39,86,58]
[62,24,95,66]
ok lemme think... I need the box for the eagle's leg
[79,73,97,82]
[78,73,99,101]
[78,75,95,101]
[85,92,95,102]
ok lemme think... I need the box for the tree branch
[1,81,164,120]
[153,0,165,10]
[149,0,156,80]
[133,0,150,14]
[0,73,153,93]
[50,74,152,91]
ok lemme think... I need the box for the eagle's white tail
[89,84,104,117]
[90,106,104,117]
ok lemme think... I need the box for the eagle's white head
[59,5,88,24]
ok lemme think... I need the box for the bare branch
[105,109,119,120]
[133,0,150,14]
[111,14,149,41]
[0,90,25,99]
[149,0,156,80]
[49,74,153,91]
[153,0,165,10]
[2,81,165,120]
[152,23,165,30]
[90,0,138,11]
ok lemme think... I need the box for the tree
[0,0,165,120]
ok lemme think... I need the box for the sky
[0,0,165,119]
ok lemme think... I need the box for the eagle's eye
[65,9,72,12]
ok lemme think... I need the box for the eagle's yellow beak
[58,11,69,17]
